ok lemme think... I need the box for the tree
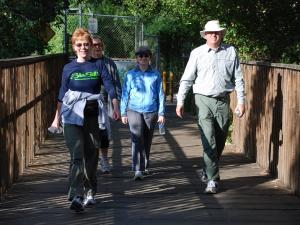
[0,0,68,58]
[195,0,300,63]
[47,0,300,66]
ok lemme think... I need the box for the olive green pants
[194,94,230,181]
[64,115,100,200]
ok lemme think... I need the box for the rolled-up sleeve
[233,55,245,104]
[177,51,197,105]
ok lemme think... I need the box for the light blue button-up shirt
[177,43,245,105]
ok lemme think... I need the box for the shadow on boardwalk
[0,103,300,225]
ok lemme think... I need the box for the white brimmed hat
[200,20,226,38]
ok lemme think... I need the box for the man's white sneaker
[204,180,219,194]
[100,157,111,174]
[83,194,96,206]
[133,171,144,181]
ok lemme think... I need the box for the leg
[195,94,219,181]
[64,124,85,210]
[99,129,111,173]
[215,97,231,160]
[83,115,101,197]
[143,112,158,170]
[127,110,145,172]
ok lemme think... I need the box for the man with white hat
[176,20,245,194]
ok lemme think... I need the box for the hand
[112,99,121,120]
[49,118,62,134]
[157,115,165,124]
[113,110,121,120]
[121,116,128,124]
[51,117,60,129]
[176,104,184,118]
[235,104,245,118]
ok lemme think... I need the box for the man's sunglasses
[74,43,90,48]
[138,53,150,58]
[93,43,103,48]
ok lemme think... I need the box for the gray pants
[194,94,230,181]
[64,115,100,200]
[127,109,158,172]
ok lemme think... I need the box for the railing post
[169,71,174,102]
[162,71,167,95]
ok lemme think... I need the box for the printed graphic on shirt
[70,71,99,80]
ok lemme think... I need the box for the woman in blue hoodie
[120,46,165,180]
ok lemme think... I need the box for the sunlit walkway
[0,103,299,225]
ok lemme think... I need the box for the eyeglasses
[74,43,90,48]
[93,43,103,48]
[138,54,150,58]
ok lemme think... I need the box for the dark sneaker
[100,157,111,174]
[204,180,219,194]
[200,170,208,184]
[70,196,84,212]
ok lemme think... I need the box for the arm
[100,61,120,120]
[51,66,68,128]
[176,50,197,118]
[110,60,122,101]
[120,73,130,124]
[233,50,246,117]
[110,61,122,120]
[51,102,62,128]
[157,71,165,124]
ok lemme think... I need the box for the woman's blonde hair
[71,28,93,45]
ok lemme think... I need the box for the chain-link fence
[66,11,143,59]
[65,10,160,82]
[144,34,160,71]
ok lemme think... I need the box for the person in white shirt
[176,20,245,194]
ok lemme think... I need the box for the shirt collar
[134,64,153,72]
[205,43,225,52]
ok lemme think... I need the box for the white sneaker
[100,157,111,173]
[83,194,96,206]
[143,169,150,175]
[133,171,144,181]
[204,180,219,194]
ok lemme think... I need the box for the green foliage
[47,23,65,54]
[0,0,67,58]
[119,0,300,66]
[196,0,300,63]
[5,0,299,64]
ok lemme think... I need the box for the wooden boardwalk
[0,104,299,225]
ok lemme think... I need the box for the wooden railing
[0,54,68,200]
[230,62,300,196]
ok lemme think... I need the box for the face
[136,52,151,67]
[92,39,104,58]
[204,31,223,48]
[73,39,91,61]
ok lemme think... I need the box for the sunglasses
[74,43,90,48]
[93,43,103,48]
[138,53,150,58]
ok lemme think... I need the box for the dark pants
[127,109,158,172]
[194,94,230,181]
[64,108,101,200]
